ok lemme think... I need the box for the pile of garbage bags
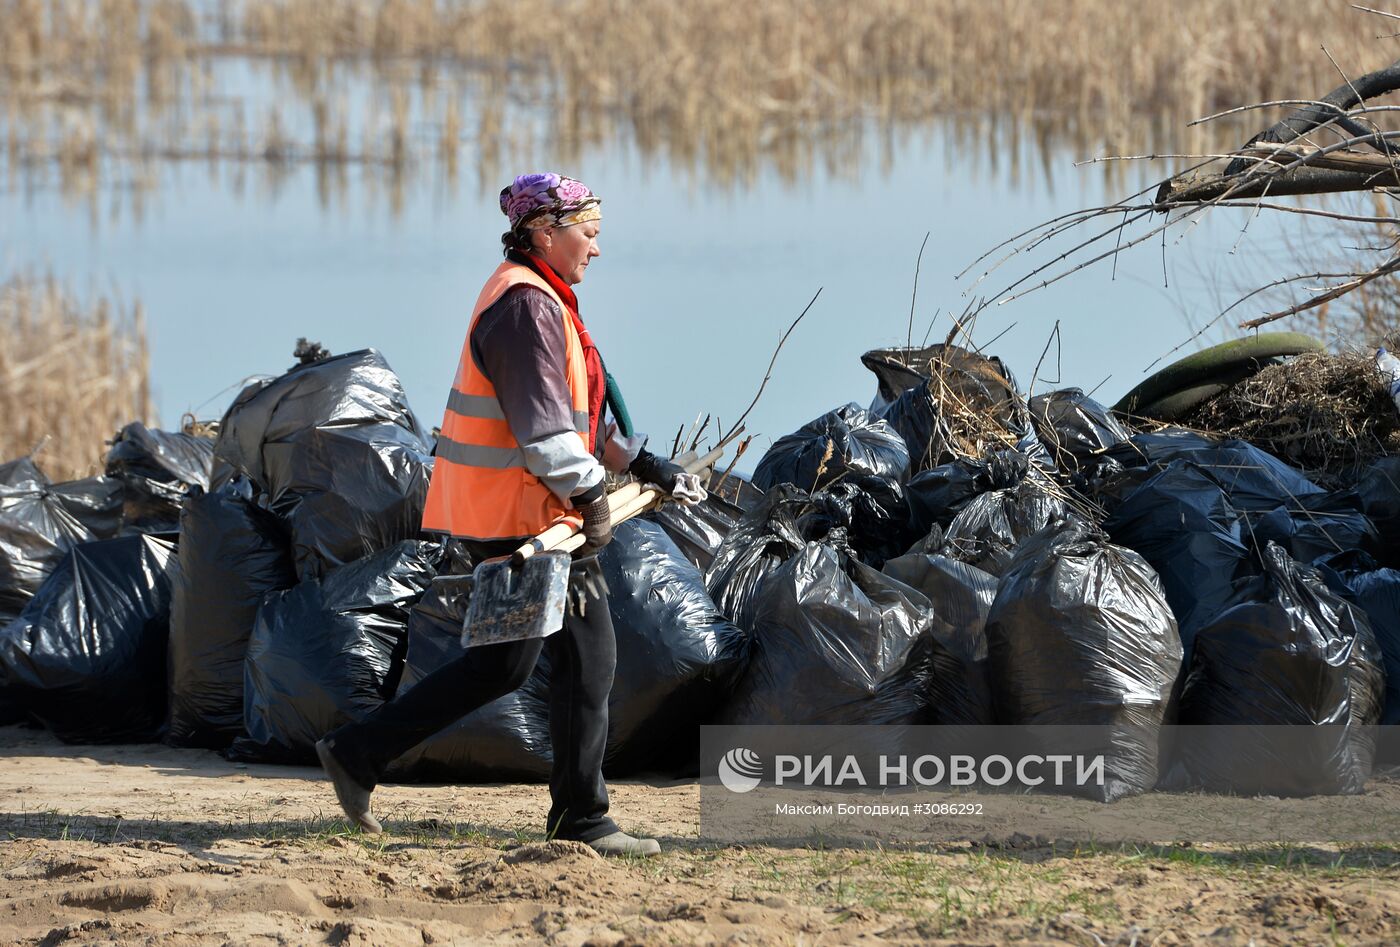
[0,338,1394,801]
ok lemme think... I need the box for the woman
[316,173,701,858]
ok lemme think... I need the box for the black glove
[628,449,686,493]
[577,492,613,552]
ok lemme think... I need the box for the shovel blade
[462,550,571,648]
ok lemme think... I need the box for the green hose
[1115,332,1325,419]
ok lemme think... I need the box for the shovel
[460,445,727,648]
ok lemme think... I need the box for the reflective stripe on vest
[444,389,590,436]
[421,261,592,540]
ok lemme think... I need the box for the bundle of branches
[868,341,1037,468]
[1183,351,1400,486]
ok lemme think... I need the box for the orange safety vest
[422,261,591,541]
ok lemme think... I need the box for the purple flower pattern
[499,173,600,230]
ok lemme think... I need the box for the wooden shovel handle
[510,445,723,562]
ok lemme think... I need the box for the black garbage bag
[228,540,440,764]
[1076,455,1162,516]
[165,483,298,749]
[984,522,1183,801]
[708,469,766,512]
[48,477,125,539]
[705,484,813,632]
[1104,461,1253,656]
[906,450,1031,537]
[875,379,950,474]
[937,475,1078,577]
[1187,440,1323,510]
[1103,428,1219,467]
[1107,434,1323,512]
[720,542,935,725]
[385,573,555,783]
[105,422,215,533]
[0,457,47,488]
[1356,457,1400,567]
[213,348,433,580]
[600,520,751,775]
[1176,543,1384,796]
[811,476,914,570]
[1317,555,1400,727]
[1247,491,1380,565]
[883,552,997,724]
[0,477,124,626]
[276,427,432,581]
[862,345,943,416]
[1029,388,1132,474]
[0,535,178,743]
[752,404,909,493]
[649,491,748,572]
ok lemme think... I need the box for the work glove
[629,450,707,507]
[577,492,613,552]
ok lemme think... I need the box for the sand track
[3,726,1399,945]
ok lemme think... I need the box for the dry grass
[3,0,1399,206]
[0,273,152,481]
[1185,351,1400,486]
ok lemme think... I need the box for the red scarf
[513,252,606,454]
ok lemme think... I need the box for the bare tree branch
[1240,255,1400,328]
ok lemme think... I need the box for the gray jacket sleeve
[471,286,605,503]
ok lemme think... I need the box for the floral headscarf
[499,172,601,232]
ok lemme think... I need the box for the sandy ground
[2,726,1399,946]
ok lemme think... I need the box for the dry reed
[0,273,153,481]
[1185,351,1400,486]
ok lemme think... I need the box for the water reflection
[3,0,1298,222]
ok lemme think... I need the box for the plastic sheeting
[0,477,124,626]
[752,404,909,493]
[1104,461,1252,655]
[1175,543,1384,796]
[720,543,935,725]
[882,552,997,725]
[985,522,1183,801]
[1028,388,1132,474]
[105,422,215,533]
[0,535,178,743]
[228,540,440,764]
[213,349,434,580]
[600,520,751,775]
[166,484,297,749]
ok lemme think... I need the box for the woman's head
[499,172,602,284]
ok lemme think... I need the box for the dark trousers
[325,542,619,843]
